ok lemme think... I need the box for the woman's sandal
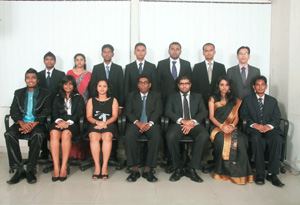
[92,174,101,180]
[101,174,109,180]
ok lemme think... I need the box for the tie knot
[183,94,187,97]
[106,66,109,69]
[259,98,263,102]
[47,71,50,75]
[208,62,212,66]
[142,95,146,100]
[172,61,176,65]
[241,67,246,71]
[139,63,143,66]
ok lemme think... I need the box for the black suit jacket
[164,92,207,124]
[191,61,226,105]
[38,68,65,103]
[240,94,282,135]
[157,58,192,104]
[124,60,158,98]
[227,64,260,99]
[124,91,163,124]
[52,93,85,123]
[90,63,124,106]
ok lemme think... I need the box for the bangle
[95,120,98,125]
[219,124,224,129]
[230,124,235,128]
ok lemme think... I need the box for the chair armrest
[280,118,289,140]
[5,114,10,131]
[164,117,169,132]
[160,116,165,132]
[79,116,85,135]
[239,118,247,132]
[47,115,52,128]
[204,118,210,131]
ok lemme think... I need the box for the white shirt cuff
[176,118,183,125]
[67,120,74,125]
[55,118,63,124]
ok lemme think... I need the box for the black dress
[87,97,119,138]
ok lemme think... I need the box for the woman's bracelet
[219,124,224,129]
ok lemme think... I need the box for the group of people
[4,42,284,188]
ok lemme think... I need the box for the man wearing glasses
[124,75,163,182]
[165,76,209,183]
[227,46,260,99]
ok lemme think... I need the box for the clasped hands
[18,121,39,134]
[253,123,272,133]
[180,119,195,135]
[55,120,70,129]
[95,121,107,130]
[136,121,151,133]
[219,124,235,134]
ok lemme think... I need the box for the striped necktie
[258,97,263,124]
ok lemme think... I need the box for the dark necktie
[183,94,191,120]
[140,95,147,123]
[258,97,263,124]
[106,65,110,79]
[139,63,143,75]
[46,71,50,87]
[241,67,246,85]
[172,61,177,80]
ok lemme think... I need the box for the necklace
[96,97,109,106]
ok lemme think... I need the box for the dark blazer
[124,60,158,98]
[240,94,282,135]
[157,58,192,104]
[124,91,163,125]
[164,92,207,124]
[52,93,85,123]
[10,87,51,124]
[191,61,226,105]
[38,68,65,103]
[227,64,260,99]
[90,63,124,106]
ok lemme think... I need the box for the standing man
[191,43,226,108]
[5,68,51,184]
[227,46,260,99]
[165,76,209,183]
[124,43,158,98]
[157,42,192,105]
[38,51,65,159]
[124,75,163,182]
[240,76,284,187]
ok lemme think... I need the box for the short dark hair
[25,68,38,80]
[169,42,181,49]
[177,75,191,84]
[202,43,215,51]
[73,53,87,70]
[44,51,56,61]
[102,44,114,53]
[237,46,250,55]
[253,75,268,86]
[135,42,146,50]
[138,74,151,84]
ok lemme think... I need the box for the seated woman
[208,76,253,184]
[86,79,119,180]
[49,75,85,182]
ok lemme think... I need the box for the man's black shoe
[126,171,140,182]
[26,171,37,184]
[185,168,203,183]
[7,169,26,184]
[142,171,158,182]
[255,174,265,185]
[266,174,285,187]
[169,168,184,182]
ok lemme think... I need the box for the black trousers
[249,129,282,175]
[4,123,46,172]
[125,124,162,168]
[166,123,209,170]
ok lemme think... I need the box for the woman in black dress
[50,75,85,182]
[86,79,119,180]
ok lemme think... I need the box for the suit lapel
[234,65,244,86]
[202,62,210,83]
[49,69,58,88]
[252,95,261,121]
[175,92,183,115]
[245,65,254,85]
[109,63,116,80]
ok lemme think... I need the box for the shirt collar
[256,94,265,102]
[140,92,149,98]
[205,60,214,67]
[180,91,190,97]
[170,57,179,63]
[46,67,54,75]
[239,64,248,72]
[136,60,145,66]
[104,62,112,68]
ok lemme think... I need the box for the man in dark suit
[157,42,192,106]
[124,75,163,182]
[240,75,284,187]
[165,76,209,183]
[5,68,51,184]
[191,43,226,108]
[124,43,157,98]
[38,52,65,159]
[227,46,260,99]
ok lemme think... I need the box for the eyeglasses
[238,52,249,56]
[138,81,149,85]
[178,82,191,86]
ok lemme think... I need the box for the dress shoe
[169,168,184,182]
[26,171,37,184]
[255,174,265,185]
[7,169,26,184]
[126,171,140,182]
[266,174,285,187]
[101,174,109,180]
[142,171,158,182]
[52,177,60,182]
[59,176,67,182]
[185,168,203,183]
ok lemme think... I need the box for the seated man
[240,75,284,187]
[5,68,51,184]
[165,76,209,183]
[124,75,163,182]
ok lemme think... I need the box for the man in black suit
[157,42,192,106]
[191,43,226,108]
[124,43,157,98]
[165,76,209,183]
[240,75,284,187]
[38,52,65,159]
[5,68,51,184]
[124,75,163,182]
[227,46,260,99]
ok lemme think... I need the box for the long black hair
[58,75,79,105]
[91,78,112,98]
[73,53,87,70]
[214,75,237,105]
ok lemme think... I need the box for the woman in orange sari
[209,76,253,184]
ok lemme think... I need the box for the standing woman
[86,79,119,179]
[67,53,91,104]
[49,75,85,182]
[208,76,253,184]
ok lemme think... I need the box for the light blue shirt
[23,91,35,122]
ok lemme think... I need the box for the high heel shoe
[92,174,101,180]
[101,174,109,180]
[59,176,67,182]
[52,177,60,182]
